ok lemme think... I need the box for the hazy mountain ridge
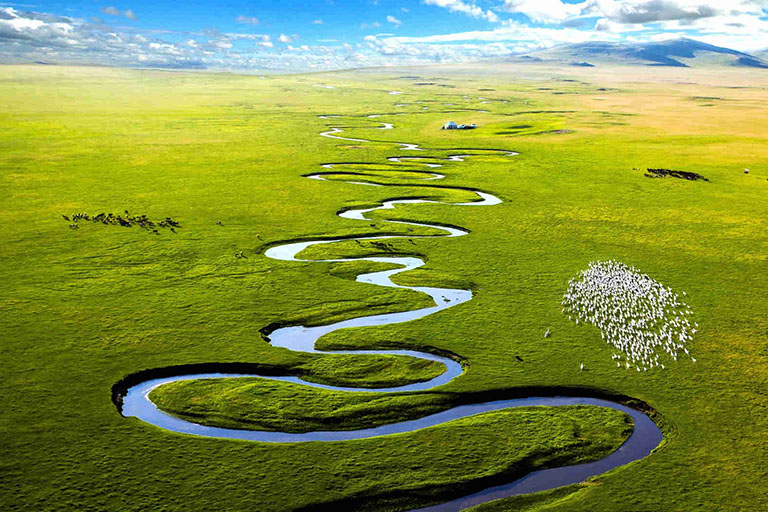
[514,38,768,69]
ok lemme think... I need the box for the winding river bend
[118,112,663,511]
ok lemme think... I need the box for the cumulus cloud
[502,0,768,26]
[382,22,617,47]
[595,0,721,24]
[236,15,259,25]
[100,6,136,20]
[2,2,768,73]
[501,0,583,23]
[423,0,499,23]
[387,15,402,27]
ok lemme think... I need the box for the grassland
[1,63,767,511]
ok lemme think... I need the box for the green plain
[1,63,767,511]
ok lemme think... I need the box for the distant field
[1,63,767,511]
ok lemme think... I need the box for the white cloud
[423,0,499,23]
[100,6,136,20]
[387,15,402,27]
[501,0,583,23]
[384,22,614,45]
[101,6,120,16]
[227,33,271,42]
[2,2,768,73]
[236,15,259,25]
[312,19,323,24]
[595,0,721,24]
[502,0,768,26]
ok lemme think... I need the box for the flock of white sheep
[562,260,697,372]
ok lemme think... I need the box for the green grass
[148,377,455,432]
[2,64,768,511]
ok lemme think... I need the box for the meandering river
[119,113,663,511]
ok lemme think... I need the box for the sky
[1,0,767,71]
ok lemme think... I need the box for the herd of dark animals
[643,168,709,181]
[61,213,271,259]
[62,211,181,233]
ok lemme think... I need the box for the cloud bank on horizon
[0,0,766,71]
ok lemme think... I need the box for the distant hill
[513,38,768,69]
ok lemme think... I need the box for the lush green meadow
[1,63,767,511]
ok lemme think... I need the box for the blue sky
[1,1,767,71]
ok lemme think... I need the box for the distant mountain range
[513,38,768,69]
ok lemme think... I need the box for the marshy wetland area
[2,63,768,511]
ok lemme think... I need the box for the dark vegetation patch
[495,124,535,135]
[61,211,181,233]
[510,110,576,115]
[478,88,496,91]
[644,168,709,182]
[415,82,436,86]
[596,111,636,116]
[691,96,724,101]
[534,129,573,135]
